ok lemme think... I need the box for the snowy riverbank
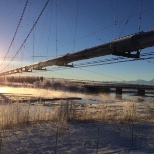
[1,121,154,154]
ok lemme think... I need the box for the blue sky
[0,0,154,81]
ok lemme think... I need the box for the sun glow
[0,87,93,100]
[0,87,10,93]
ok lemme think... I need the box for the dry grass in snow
[76,101,154,123]
[0,103,55,128]
[0,100,153,129]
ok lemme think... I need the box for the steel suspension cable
[119,0,137,37]
[73,51,154,67]
[47,52,154,72]
[73,0,79,52]
[0,0,29,67]
[0,0,50,72]
[138,0,142,32]
[73,56,154,68]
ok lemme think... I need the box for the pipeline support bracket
[112,50,140,58]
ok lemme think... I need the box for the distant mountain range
[121,79,154,85]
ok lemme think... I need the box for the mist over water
[0,86,153,103]
[0,86,97,100]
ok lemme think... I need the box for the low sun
[0,87,9,93]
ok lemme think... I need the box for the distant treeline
[0,76,84,92]
[0,76,44,84]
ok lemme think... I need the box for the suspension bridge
[0,0,154,82]
[0,28,154,76]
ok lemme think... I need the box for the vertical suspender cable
[113,0,117,40]
[0,0,50,72]
[47,0,53,59]
[0,0,29,67]
[33,20,35,65]
[119,1,137,37]
[138,0,142,32]
[73,0,79,52]
[55,0,58,57]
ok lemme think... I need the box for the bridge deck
[83,83,154,90]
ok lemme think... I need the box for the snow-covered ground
[1,121,154,154]
[0,87,153,153]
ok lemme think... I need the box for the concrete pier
[116,88,122,95]
[137,89,145,96]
